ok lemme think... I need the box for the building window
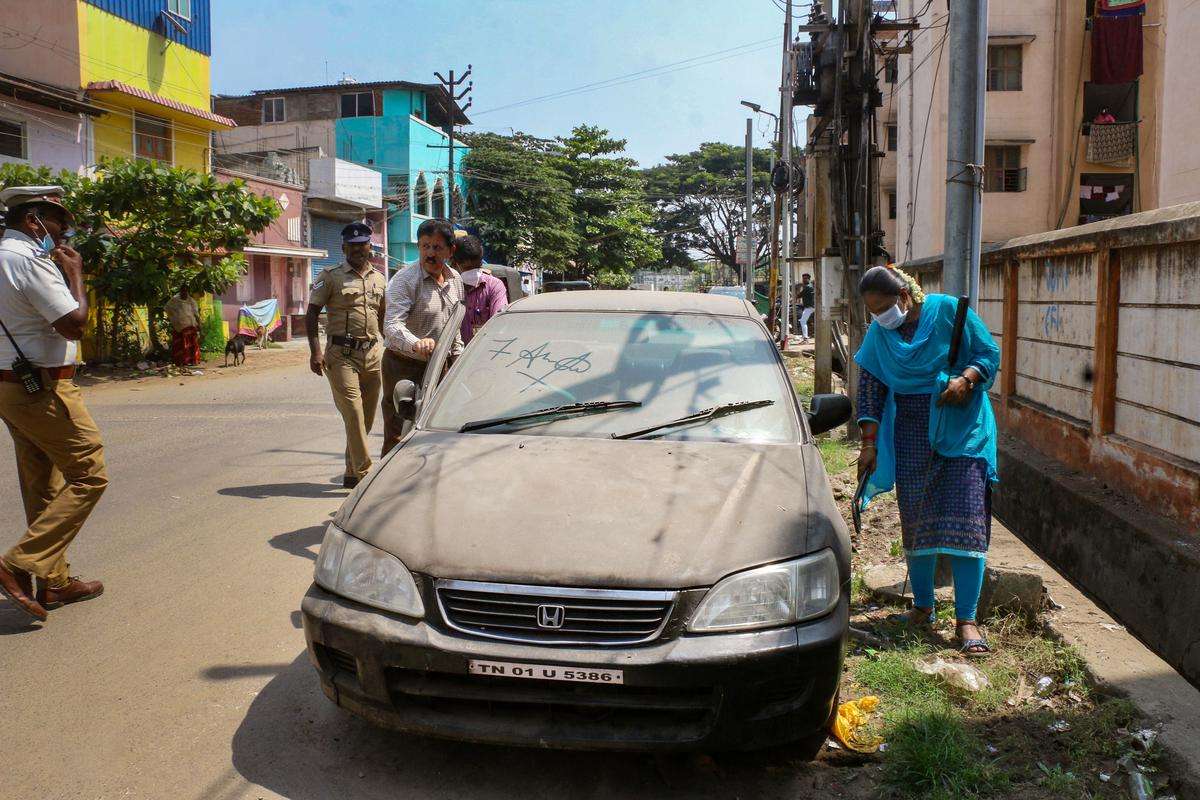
[167,0,192,19]
[413,173,429,216]
[0,118,26,159]
[983,145,1026,192]
[340,92,375,118]
[886,123,898,152]
[887,190,897,219]
[261,97,285,123]
[884,57,898,84]
[986,45,1023,91]
[134,113,172,164]
[431,179,446,218]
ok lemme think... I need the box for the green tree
[460,131,579,272]
[641,142,777,279]
[556,125,661,280]
[0,158,278,358]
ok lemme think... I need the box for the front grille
[436,579,676,645]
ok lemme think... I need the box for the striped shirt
[383,263,464,361]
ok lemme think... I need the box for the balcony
[307,157,382,211]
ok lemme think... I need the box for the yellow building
[0,0,232,172]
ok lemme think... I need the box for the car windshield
[426,311,799,443]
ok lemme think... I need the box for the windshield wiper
[459,400,642,433]
[611,400,775,440]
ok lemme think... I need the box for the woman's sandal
[956,622,992,657]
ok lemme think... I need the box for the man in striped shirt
[381,218,464,455]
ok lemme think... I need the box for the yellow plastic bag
[831,695,885,753]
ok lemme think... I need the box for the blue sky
[211,0,809,167]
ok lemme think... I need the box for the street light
[740,100,778,126]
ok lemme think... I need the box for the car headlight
[313,522,424,618]
[688,549,840,633]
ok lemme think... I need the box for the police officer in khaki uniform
[0,186,107,622]
[306,222,387,488]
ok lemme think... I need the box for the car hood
[342,430,848,589]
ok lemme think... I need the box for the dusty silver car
[302,291,852,754]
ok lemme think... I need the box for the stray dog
[224,335,246,367]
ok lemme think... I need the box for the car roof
[506,290,758,317]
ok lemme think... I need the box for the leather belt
[0,365,75,382]
[330,335,377,351]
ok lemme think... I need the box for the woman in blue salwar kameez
[853,266,1001,655]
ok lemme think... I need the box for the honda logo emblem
[536,605,565,629]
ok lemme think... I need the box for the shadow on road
[269,524,327,562]
[227,652,856,800]
[0,603,42,635]
[218,482,349,500]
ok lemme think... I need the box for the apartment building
[892,0,1186,262]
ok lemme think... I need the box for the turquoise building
[214,80,470,273]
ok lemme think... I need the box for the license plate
[468,659,624,685]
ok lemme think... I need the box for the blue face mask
[33,215,56,254]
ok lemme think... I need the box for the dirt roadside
[75,342,310,393]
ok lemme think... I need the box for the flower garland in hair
[889,265,926,304]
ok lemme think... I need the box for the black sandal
[956,622,992,657]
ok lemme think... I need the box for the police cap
[341,221,372,243]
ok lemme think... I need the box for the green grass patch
[817,436,855,476]
[792,370,815,405]
[881,708,1009,799]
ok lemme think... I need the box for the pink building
[215,168,325,340]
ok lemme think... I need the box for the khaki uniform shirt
[309,262,387,342]
[164,296,200,332]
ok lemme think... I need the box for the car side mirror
[807,393,851,436]
[393,379,417,413]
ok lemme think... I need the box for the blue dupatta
[852,293,1000,510]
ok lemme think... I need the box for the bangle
[862,443,876,450]
[959,374,977,390]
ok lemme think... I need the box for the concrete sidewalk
[987,521,1200,798]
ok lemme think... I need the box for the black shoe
[342,475,360,489]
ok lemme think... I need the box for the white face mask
[872,302,908,330]
[459,268,482,287]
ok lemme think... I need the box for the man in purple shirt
[454,234,507,344]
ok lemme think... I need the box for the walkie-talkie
[0,316,43,395]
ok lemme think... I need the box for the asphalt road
[0,361,861,800]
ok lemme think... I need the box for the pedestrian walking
[454,234,507,345]
[381,218,463,456]
[164,287,201,367]
[798,272,815,342]
[306,221,386,489]
[853,266,1000,656]
[0,186,107,622]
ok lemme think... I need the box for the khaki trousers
[381,349,427,457]
[0,378,108,588]
[324,342,382,480]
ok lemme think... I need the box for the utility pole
[744,118,755,303]
[777,0,794,347]
[942,0,988,306]
[434,65,473,223]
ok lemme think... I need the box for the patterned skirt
[893,392,992,556]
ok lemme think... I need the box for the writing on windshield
[488,337,593,394]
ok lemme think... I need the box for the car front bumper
[301,583,847,751]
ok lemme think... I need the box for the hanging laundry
[1087,122,1137,164]
[1098,0,1146,17]
[1092,15,1143,83]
